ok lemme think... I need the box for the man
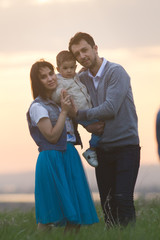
[156,109,160,158]
[68,32,140,227]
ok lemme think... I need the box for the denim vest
[27,96,67,152]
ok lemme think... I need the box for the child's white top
[52,73,92,110]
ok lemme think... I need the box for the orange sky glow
[0,0,160,174]
[0,46,159,174]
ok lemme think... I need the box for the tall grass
[0,199,160,240]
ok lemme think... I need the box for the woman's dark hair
[68,32,96,54]
[30,60,54,99]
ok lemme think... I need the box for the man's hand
[78,67,87,73]
[85,121,105,136]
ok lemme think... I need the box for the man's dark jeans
[96,145,140,227]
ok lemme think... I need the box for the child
[52,50,100,167]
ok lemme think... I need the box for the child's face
[57,60,77,79]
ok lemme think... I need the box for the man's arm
[77,66,130,122]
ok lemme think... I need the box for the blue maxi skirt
[35,142,99,226]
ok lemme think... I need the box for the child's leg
[89,134,100,148]
[78,120,100,167]
[83,149,98,167]
[83,134,100,167]
[78,119,98,127]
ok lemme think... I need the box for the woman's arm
[37,112,67,144]
[37,91,71,144]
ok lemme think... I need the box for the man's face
[71,39,98,69]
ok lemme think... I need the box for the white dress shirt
[88,58,107,89]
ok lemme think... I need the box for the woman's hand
[60,90,72,114]
[68,97,77,118]
[60,90,77,118]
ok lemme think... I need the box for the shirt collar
[88,58,107,78]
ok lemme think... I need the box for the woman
[26,60,99,232]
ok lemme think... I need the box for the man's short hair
[68,32,95,53]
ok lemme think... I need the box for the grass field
[0,198,160,240]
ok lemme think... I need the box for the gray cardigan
[77,60,139,150]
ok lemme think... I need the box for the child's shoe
[82,149,98,167]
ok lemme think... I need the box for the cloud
[0,0,160,53]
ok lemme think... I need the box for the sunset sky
[0,0,160,174]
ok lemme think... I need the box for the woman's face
[38,66,57,94]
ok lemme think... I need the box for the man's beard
[81,55,97,70]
